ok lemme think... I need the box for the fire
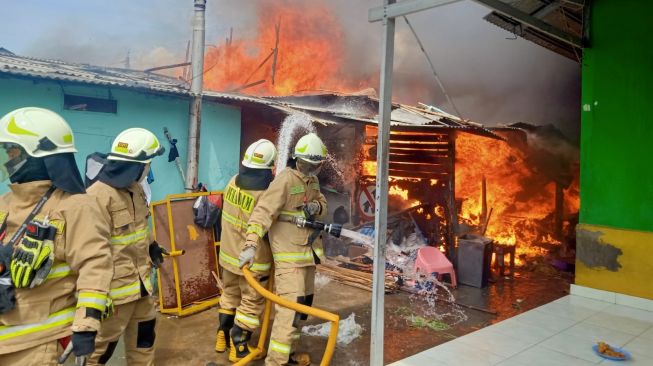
[455,132,580,260]
[363,161,376,176]
[202,1,371,95]
[389,185,409,200]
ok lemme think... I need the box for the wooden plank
[389,142,450,150]
[391,154,451,165]
[390,162,451,172]
[388,134,448,143]
[387,170,450,179]
[389,148,450,156]
[367,154,451,165]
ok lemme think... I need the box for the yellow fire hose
[235,267,340,366]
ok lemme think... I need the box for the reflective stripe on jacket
[0,181,113,354]
[86,181,153,306]
[246,168,327,269]
[219,175,272,275]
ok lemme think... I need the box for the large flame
[455,132,580,252]
[203,1,370,95]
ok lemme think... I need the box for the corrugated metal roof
[263,94,502,139]
[0,52,190,95]
[0,52,501,139]
[482,0,584,61]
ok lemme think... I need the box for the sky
[1,0,581,141]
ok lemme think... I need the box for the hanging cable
[403,16,464,121]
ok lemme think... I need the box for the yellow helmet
[242,139,276,169]
[0,107,77,157]
[108,128,164,164]
[293,133,327,164]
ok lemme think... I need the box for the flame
[389,185,409,200]
[202,1,371,95]
[363,161,376,176]
[455,133,580,260]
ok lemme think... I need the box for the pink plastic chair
[414,246,457,288]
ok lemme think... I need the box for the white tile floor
[390,295,653,366]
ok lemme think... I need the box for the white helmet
[108,128,164,164]
[293,133,327,164]
[0,107,77,157]
[242,139,276,169]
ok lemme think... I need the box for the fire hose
[232,216,341,365]
[238,267,339,366]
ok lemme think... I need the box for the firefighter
[84,128,167,366]
[215,139,276,362]
[0,107,113,365]
[240,133,328,366]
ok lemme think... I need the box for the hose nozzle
[293,217,342,238]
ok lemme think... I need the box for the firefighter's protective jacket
[246,168,327,269]
[219,175,272,275]
[0,180,113,354]
[86,181,154,306]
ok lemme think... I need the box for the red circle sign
[357,185,376,221]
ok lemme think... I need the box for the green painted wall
[580,0,653,232]
[0,76,241,201]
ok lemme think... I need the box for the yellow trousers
[266,266,315,366]
[0,340,60,365]
[219,268,268,332]
[87,296,157,366]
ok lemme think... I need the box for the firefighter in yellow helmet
[0,107,113,365]
[214,139,276,362]
[84,128,166,365]
[240,133,328,366]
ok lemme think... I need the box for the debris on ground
[301,312,363,346]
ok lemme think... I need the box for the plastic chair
[414,246,457,288]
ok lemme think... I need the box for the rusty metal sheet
[153,199,219,310]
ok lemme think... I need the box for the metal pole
[186,0,206,190]
[371,1,395,364]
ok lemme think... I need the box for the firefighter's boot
[215,310,235,353]
[229,325,253,362]
[288,352,311,366]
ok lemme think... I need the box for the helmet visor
[296,158,323,177]
[0,143,27,181]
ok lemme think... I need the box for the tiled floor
[390,295,653,366]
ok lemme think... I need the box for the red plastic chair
[414,246,457,288]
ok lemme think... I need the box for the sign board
[357,184,376,221]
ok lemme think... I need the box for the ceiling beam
[473,0,582,48]
[532,2,560,19]
[369,0,462,22]
[561,0,584,6]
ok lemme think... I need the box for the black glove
[72,331,96,357]
[149,242,168,269]
[0,244,15,314]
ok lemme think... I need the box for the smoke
[208,0,580,140]
[8,0,580,140]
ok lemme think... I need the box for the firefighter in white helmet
[215,139,276,362]
[84,128,166,365]
[0,107,113,365]
[240,133,327,366]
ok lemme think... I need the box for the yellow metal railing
[236,267,340,366]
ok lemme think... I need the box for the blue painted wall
[0,76,241,200]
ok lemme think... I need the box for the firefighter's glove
[303,201,321,218]
[72,331,96,357]
[10,224,55,288]
[239,246,256,269]
[148,242,168,269]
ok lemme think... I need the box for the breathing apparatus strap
[6,186,56,248]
